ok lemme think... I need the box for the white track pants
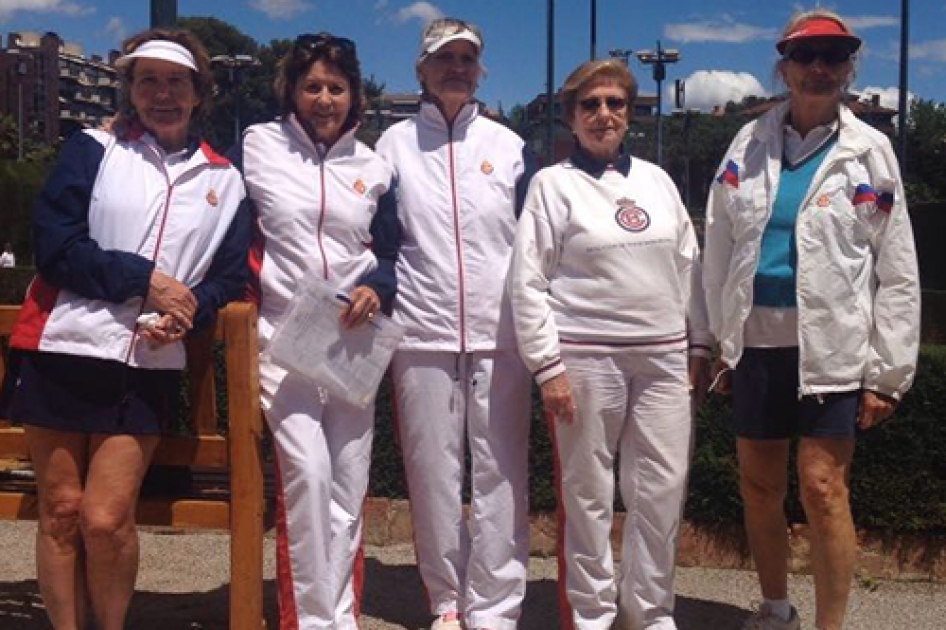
[551,349,692,630]
[265,372,374,630]
[392,350,531,630]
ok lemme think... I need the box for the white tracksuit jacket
[704,102,920,400]
[11,127,248,369]
[508,149,712,385]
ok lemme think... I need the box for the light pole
[608,48,633,65]
[636,41,680,167]
[16,59,27,162]
[897,0,909,166]
[211,54,260,145]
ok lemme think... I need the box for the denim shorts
[730,347,859,440]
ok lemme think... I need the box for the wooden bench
[0,302,266,630]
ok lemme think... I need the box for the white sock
[764,598,793,622]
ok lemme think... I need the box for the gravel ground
[2,520,944,629]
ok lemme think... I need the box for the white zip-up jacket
[11,127,249,370]
[508,149,712,385]
[240,116,397,403]
[704,102,920,400]
[376,101,532,352]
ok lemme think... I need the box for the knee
[80,502,136,547]
[38,491,83,547]
[739,470,788,510]
[799,468,850,518]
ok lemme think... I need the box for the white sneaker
[431,613,463,630]
[741,603,801,630]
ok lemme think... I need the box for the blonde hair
[560,59,638,126]
[775,8,858,94]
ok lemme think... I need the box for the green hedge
[369,346,946,533]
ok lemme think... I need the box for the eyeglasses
[579,96,628,113]
[785,46,852,66]
[294,33,356,55]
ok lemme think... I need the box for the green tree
[904,99,946,203]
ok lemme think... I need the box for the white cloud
[911,39,946,63]
[845,15,899,30]
[0,0,92,22]
[664,19,775,44]
[248,0,310,20]
[393,1,444,24]
[374,0,389,9]
[856,86,915,110]
[103,17,126,43]
[678,70,769,111]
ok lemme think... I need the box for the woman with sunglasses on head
[2,28,249,630]
[703,10,919,630]
[508,59,711,630]
[375,17,535,630]
[237,32,398,630]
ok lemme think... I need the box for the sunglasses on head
[579,96,628,113]
[785,45,852,66]
[294,33,356,55]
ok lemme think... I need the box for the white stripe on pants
[392,350,531,630]
[553,349,692,630]
[265,372,374,630]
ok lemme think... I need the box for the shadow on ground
[1,561,750,629]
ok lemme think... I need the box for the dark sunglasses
[294,33,356,55]
[785,46,852,66]
[579,96,628,113]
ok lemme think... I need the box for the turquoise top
[753,135,837,307]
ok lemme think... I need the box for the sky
[1,1,944,113]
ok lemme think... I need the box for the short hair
[274,33,365,134]
[415,18,485,95]
[114,28,215,134]
[560,59,638,126]
[775,9,858,93]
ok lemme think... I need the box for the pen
[335,292,382,330]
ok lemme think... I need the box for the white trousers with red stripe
[392,349,531,630]
[551,349,692,630]
[265,372,374,630]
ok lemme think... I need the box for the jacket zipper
[447,124,467,353]
[317,156,330,280]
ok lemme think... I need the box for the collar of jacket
[117,120,230,168]
[418,100,478,133]
[286,112,359,160]
[569,143,632,178]
[753,99,871,159]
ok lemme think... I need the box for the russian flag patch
[852,184,877,206]
[877,190,894,213]
[716,160,739,188]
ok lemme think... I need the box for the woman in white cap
[2,28,248,630]
[704,9,919,630]
[238,32,398,630]
[376,17,535,630]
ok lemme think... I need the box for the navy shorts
[6,350,181,435]
[730,347,859,440]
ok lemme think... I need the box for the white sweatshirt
[508,150,712,385]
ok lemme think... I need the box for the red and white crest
[614,197,650,232]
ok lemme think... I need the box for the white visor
[420,30,482,59]
[115,40,198,72]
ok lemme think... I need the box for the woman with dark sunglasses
[236,32,398,629]
[375,17,535,630]
[704,10,919,630]
[507,58,712,629]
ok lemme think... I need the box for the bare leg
[737,438,792,601]
[797,437,856,630]
[26,426,90,630]
[80,433,158,630]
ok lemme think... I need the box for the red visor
[776,17,862,54]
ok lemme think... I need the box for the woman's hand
[541,373,575,424]
[710,358,732,395]
[689,355,712,409]
[146,270,196,332]
[340,285,381,329]
[857,390,897,430]
[139,313,187,348]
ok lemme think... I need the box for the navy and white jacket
[238,116,398,408]
[10,127,250,370]
[376,101,534,352]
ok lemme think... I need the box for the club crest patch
[615,198,650,232]
[816,194,831,208]
[353,179,367,195]
[481,160,494,175]
[206,188,218,207]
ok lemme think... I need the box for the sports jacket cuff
[534,359,565,386]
